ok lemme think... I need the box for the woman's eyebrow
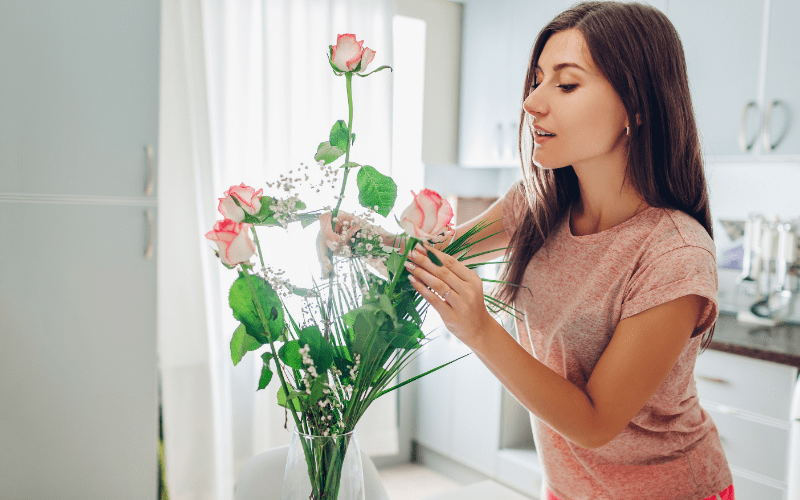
[534,62,587,73]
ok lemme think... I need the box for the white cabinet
[457,0,578,168]
[762,0,800,155]
[694,349,798,498]
[0,1,160,498]
[414,326,503,477]
[0,0,160,197]
[0,203,158,499]
[667,0,799,158]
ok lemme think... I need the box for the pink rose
[205,219,257,266]
[399,189,455,241]
[331,34,375,73]
[218,183,263,222]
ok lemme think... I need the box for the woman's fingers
[407,273,452,310]
[404,257,454,302]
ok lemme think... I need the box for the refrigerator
[0,1,160,498]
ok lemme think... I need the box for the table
[422,480,534,500]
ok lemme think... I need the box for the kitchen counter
[708,312,800,369]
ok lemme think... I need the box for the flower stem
[250,226,266,270]
[387,237,418,297]
[331,71,354,224]
[239,267,303,433]
[325,72,355,340]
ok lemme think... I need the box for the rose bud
[331,33,375,73]
[218,183,263,222]
[205,219,257,266]
[399,189,455,241]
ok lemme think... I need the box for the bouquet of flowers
[205,34,513,500]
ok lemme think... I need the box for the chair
[234,445,390,500]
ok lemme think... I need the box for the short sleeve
[500,180,527,241]
[621,246,719,337]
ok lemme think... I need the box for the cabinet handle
[144,145,156,195]
[696,374,729,385]
[738,101,759,152]
[144,209,154,259]
[762,100,792,152]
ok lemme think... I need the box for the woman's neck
[569,162,650,236]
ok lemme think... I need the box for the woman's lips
[534,132,555,144]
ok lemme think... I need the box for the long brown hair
[494,1,717,349]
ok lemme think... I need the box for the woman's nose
[523,89,546,117]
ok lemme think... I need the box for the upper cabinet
[668,0,799,158]
[0,1,160,197]
[762,0,799,156]
[458,0,577,168]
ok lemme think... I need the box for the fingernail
[408,275,417,283]
[404,261,413,269]
[411,250,421,259]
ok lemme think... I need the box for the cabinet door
[0,203,157,500]
[449,339,502,476]
[762,0,800,155]
[458,0,513,167]
[0,0,160,197]
[414,329,457,455]
[667,0,765,158]
[458,0,576,168]
[694,349,796,421]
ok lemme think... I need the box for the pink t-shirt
[499,181,733,500]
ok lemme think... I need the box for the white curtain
[158,0,398,499]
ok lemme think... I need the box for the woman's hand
[316,211,361,278]
[404,241,493,345]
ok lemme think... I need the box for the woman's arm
[403,243,704,449]
[379,199,510,264]
[470,294,702,449]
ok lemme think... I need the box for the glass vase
[283,428,364,500]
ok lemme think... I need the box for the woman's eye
[557,84,578,92]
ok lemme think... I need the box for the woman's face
[523,29,630,171]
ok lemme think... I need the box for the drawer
[707,407,789,483]
[694,349,797,421]
[730,468,786,500]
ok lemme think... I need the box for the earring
[625,126,630,136]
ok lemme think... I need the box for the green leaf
[356,165,397,217]
[333,355,353,375]
[378,294,396,321]
[277,386,305,411]
[386,252,404,278]
[291,286,318,297]
[376,353,471,399]
[329,120,349,151]
[230,323,262,366]
[426,249,443,266]
[257,196,275,215]
[228,273,285,343]
[298,325,334,373]
[387,320,423,350]
[341,161,360,169]
[257,361,273,390]
[314,141,345,165]
[355,65,393,77]
[278,340,304,370]
[307,372,330,403]
[350,133,356,145]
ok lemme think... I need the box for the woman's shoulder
[642,208,716,263]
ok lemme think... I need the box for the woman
[321,2,734,499]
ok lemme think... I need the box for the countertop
[708,312,800,369]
